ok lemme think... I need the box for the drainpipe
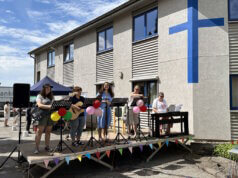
[29,54,36,84]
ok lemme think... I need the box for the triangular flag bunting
[44,160,49,168]
[77,154,82,162]
[86,153,91,159]
[106,150,111,158]
[65,156,70,165]
[158,141,162,148]
[149,144,153,150]
[139,145,143,152]
[175,139,178,144]
[165,139,169,147]
[181,138,184,143]
[54,158,60,165]
[119,148,123,155]
[128,147,133,154]
[96,152,100,159]
[232,140,234,145]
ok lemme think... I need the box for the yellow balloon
[51,112,60,122]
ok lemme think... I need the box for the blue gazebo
[30,76,72,96]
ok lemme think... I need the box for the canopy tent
[30,76,72,96]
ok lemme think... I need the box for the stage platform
[18,131,193,178]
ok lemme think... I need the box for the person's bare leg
[35,126,44,150]
[98,128,102,140]
[45,126,52,147]
[4,119,8,126]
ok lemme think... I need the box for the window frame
[64,43,74,63]
[230,75,238,110]
[97,26,113,53]
[133,7,158,42]
[47,50,55,68]
[228,0,238,21]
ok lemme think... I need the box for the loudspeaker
[13,83,30,108]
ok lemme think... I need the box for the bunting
[78,154,82,162]
[149,144,153,150]
[54,158,60,165]
[86,153,91,159]
[158,141,162,148]
[128,147,133,154]
[119,148,123,155]
[44,160,49,168]
[96,152,100,159]
[65,156,70,165]
[139,145,143,152]
[106,150,111,158]
[175,139,178,144]
[165,139,169,147]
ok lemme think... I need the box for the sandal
[45,146,53,152]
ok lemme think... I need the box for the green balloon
[63,111,72,121]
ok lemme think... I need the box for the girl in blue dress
[97,82,114,142]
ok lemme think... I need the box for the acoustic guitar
[69,101,84,120]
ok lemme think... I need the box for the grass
[214,143,238,161]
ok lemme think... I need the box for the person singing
[35,84,54,154]
[128,85,143,138]
[69,86,85,147]
[97,82,114,142]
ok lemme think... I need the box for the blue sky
[0,0,127,86]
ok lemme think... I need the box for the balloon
[136,99,144,107]
[140,105,147,112]
[133,106,140,114]
[51,112,60,122]
[94,108,102,117]
[63,111,72,120]
[58,107,67,116]
[93,100,101,109]
[86,106,95,115]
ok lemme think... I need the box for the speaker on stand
[0,83,30,168]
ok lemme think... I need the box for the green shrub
[214,143,238,160]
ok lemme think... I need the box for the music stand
[111,98,128,144]
[130,97,148,141]
[51,100,74,153]
[83,98,103,150]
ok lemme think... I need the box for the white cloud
[0,45,19,54]
[0,25,58,45]
[54,0,128,21]
[27,10,44,19]
[5,10,14,14]
[46,20,81,34]
[0,56,34,86]
[0,19,7,24]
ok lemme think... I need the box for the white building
[29,0,238,141]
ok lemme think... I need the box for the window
[230,75,238,110]
[229,0,238,21]
[47,50,55,67]
[37,71,40,82]
[133,8,158,42]
[97,27,113,52]
[132,81,157,107]
[64,43,74,62]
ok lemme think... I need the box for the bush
[214,143,238,160]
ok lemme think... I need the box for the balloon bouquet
[86,100,103,116]
[133,99,147,114]
[51,107,73,122]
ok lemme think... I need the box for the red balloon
[93,100,101,109]
[58,107,67,116]
[140,105,147,112]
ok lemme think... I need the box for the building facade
[29,0,238,141]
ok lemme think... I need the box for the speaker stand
[0,108,24,168]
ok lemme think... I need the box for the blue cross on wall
[169,0,224,83]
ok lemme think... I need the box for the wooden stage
[18,131,193,178]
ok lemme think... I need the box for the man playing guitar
[69,86,85,147]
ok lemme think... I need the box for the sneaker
[28,131,33,134]
[34,149,39,154]
[72,141,79,147]
[77,140,84,145]
[45,146,53,152]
